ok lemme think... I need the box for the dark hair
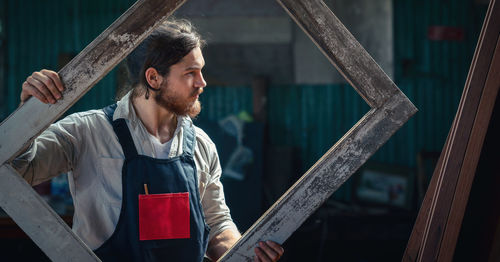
[125,18,205,99]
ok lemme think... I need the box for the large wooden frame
[404,0,500,261]
[0,0,416,261]
[219,0,417,260]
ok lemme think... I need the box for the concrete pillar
[293,0,394,84]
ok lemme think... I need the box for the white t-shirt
[148,132,172,159]
[12,91,238,250]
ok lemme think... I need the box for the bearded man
[13,19,283,262]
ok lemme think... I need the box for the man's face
[154,47,206,118]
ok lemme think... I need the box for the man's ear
[145,67,162,90]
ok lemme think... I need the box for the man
[13,19,283,262]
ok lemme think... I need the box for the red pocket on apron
[139,192,190,240]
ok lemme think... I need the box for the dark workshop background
[0,0,496,261]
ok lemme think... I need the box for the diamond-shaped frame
[0,0,416,261]
[220,0,417,260]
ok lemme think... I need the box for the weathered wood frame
[0,0,186,261]
[219,0,417,260]
[0,0,416,261]
[403,0,500,261]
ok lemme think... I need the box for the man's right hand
[21,69,65,105]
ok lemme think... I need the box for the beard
[154,82,202,119]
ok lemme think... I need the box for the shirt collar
[113,91,134,121]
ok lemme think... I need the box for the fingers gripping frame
[0,0,186,261]
[218,0,417,261]
[0,0,416,261]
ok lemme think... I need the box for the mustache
[191,87,203,97]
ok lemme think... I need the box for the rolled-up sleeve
[201,142,239,241]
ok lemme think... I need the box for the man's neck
[132,95,177,144]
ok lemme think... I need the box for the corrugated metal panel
[263,0,486,201]
[196,85,253,121]
[3,0,487,203]
[392,0,486,164]
[4,0,134,119]
[268,84,368,201]
[196,84,363,201]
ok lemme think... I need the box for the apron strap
[181,119,196,157]
[103,104,138,159]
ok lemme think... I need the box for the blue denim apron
[94,104,209,261]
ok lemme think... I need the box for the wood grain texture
[403,147,445,262]
[0,0,417,261]
[0,0,186,165]
[419,1,500,260]
[0,0,185,260]
[276,0,398,108]
[438,35,500,262]
[219,92,416,261]
[0,165,99,262]
[403,0,500,261]
[218,1,417,260]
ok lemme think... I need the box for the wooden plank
[0,0,186,260]
[0,0,186,165]
[277,0,398,108]
[0,165,98,261]
[0,0,417,261]
[218,0,417,260]
[403,0,500,260]
[220,93,415,261]
[403,144,446,261]
[438,34,500,262]
[418,1,500,260]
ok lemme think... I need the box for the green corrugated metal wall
[3,0,487,202]
[197,86,253,121]
[393,0,486,160]
[263,0,486,200]
[4,0,134,118]
[268,84,368,169]
[267,84,368,200]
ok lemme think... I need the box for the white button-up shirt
[12,91,238,250]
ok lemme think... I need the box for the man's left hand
[253,241,284,262]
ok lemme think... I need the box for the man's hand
[253,241,284,262]
[207,229,284,261]
[207,229,242,261]
[20,69,64,105]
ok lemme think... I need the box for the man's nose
[195,72,207,88]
